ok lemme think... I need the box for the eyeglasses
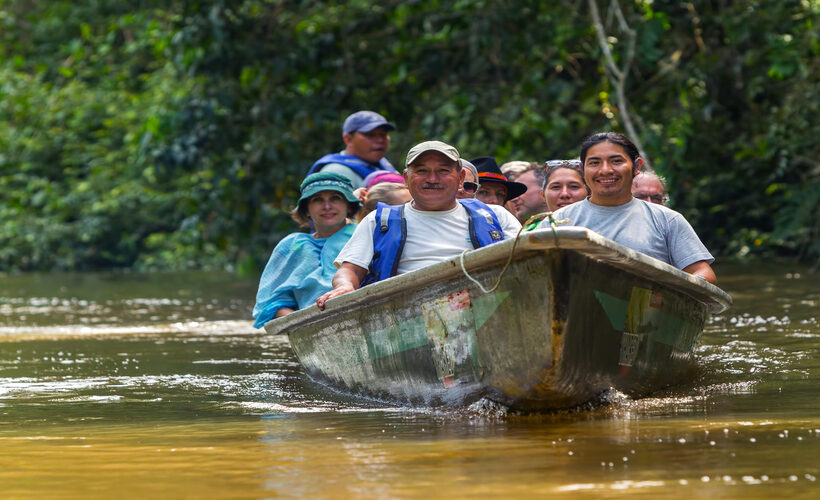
[633,192,668,204]
[462,181,479,194]
[545,159,582,168]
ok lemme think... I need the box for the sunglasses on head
[462,181,480,194]
[545,159,582,168]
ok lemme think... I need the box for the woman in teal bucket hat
[253,172,361,327]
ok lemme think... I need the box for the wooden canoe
[264,227,732,412]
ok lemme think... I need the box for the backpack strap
[361,203,406,286]
[459,198,505,248]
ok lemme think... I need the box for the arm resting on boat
[274,307,295,318]
[682,260,717,285]
[316,262,368,310]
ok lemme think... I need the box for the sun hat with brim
[298,172,361,207]
[363,170,406,189]
[342,110,396,135]
[405,140,460,167]
[471,156,528,201]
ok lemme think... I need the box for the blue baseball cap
[342,110,396,135]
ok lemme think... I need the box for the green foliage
[613,0,820,259]
[0,0,817,272]
[0,1,230,271]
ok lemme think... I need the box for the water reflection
[0,266,818,497]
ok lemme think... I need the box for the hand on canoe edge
[316,284,356,311]
[317,262,367,311]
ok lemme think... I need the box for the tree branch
[587,0,652,170]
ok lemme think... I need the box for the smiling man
[553,132,716,284]
[306,110,397,188]
[316,141,522,309]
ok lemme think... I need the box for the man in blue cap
[306,110,398,189]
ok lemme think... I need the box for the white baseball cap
[405,140,460,167]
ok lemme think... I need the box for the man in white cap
[316,140,522,309]
[306,110,397,188]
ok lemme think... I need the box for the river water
[0,264,817,498]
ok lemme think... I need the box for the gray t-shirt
[552,198,714,269]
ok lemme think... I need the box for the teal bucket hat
[298,172,361,208]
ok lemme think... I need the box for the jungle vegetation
[1,0,818,274]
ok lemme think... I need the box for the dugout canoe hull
[264,227,732,412]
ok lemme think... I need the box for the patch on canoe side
[471,291,512,331]
[422,290,481,387]
[595,288,669,335]
[364,315,428,360]
[619,332,643,367]
[595,287,702,369]
[593,290,628,330]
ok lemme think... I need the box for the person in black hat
[471,156,528,207]
[306,110,398,189]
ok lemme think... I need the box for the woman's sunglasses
[462,181,480,194]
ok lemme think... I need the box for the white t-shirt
[335,201,522,274]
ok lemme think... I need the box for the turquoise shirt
[252,223,356,328]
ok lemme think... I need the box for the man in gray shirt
[553,132,716,284]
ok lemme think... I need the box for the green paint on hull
[472,291,512,330]
[364,315,428,360]
[594,290,628,330]
[595,288,701,352]
[358,290,512,366]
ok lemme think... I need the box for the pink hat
[363,170,405,189]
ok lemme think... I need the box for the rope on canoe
[459,212,566,294]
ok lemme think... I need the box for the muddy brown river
[1,263,817,498]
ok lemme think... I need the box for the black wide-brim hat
[471,156,528,201]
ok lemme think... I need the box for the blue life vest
[361,198,505,286]
[306,153,397,179]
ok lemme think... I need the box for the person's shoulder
[481,203,516,219]
[634,198,685,222]
[356,208,380,228]
[281,231,310,244]
[316,164,364,189]
[487,204,512,217]
[273,231,310,252]
[340,222,358,236]
[635,198,674,212]
[485,204,522,230]
[320,162,355,173]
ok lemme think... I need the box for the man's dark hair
[579,132,640,166]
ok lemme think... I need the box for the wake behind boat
[264,226,732,412]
